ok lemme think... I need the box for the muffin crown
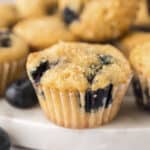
[0,30,29,63]
[27,42,131,91]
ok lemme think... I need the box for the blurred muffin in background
[130,43,150,111]
[0,4,18,28]
[13,15,77,50]
[120,31,150,57]
[58,0,139,42]
[135,0,150,27]
[16,0,57,19]
[0,29,29,96]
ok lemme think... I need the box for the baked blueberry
[63,7,79,24]
[5,78,38,109]
[99,55,113,65]
[31,60,49,83]
[84,84,113,113]
[0,31,11,47]
[0,127,11,150]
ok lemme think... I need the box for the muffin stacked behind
[58,0,139,41]
[0,30,29,95]
[130,43,150,110]
[27,42,132,128]
[120,31,150,57]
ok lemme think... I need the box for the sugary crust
[13,16,77,49]
[0,4,18,28]
[27,42,131,91]
[130,42,150,77]
[0,31,29,63]
[120,31,150,57]
[59,0,139,41]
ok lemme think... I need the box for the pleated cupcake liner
[132,74,150,110]
[34,78,131,129]
[0,58,26,96]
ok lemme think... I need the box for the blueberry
[0,127,11,150]
[5,79,38,109]
[99,55,114,65]
[84,84,113,113]
[0,31,11,48]
[31,60,49,83]
[31,60,59,84]
[63,7,79,24]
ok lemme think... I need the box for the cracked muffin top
[120,31,150,57]
[58,0,139,41]
[0,30,29,63]
[13,15,77,49]
[130,42,150,77]
[0,4,18,28]
[27,42,131,92]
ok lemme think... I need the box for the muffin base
[132,74,150,110]
[35,79,131,129]
[0,58,26,96]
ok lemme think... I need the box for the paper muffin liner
[0,58,26,96]
[34,78,131,129]
[132,74,150,110]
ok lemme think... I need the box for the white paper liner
[35,77,131,129]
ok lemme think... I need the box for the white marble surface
[1,90,150,150]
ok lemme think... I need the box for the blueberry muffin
[16,0,47,19]
[120,31,150,57]
[0,4,18,28]
[27,42,132,128]
[135,0,150,28]
[13,16,77,49]
[130,43,150,111]
[0,30,29,96]
[58,0,139,42]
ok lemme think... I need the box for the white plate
[1,90,150,150]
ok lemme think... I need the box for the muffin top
[135,0,150,26]
[13,15,77,49]
[58,0,139,41]
[27,42,131,92]
[16,0,57,19]
[0,30,29,63]
[0,4,18,28]
[120,31,150,57]
[130,42,150,77]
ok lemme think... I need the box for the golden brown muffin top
[58,0,139,41]
[130,42,150,77]
[27,42,131,92]
[120,31,150,57]
[13,15,77,49]
[0,30,29,63]
[0,4,18,28]
[135,0,150,26]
